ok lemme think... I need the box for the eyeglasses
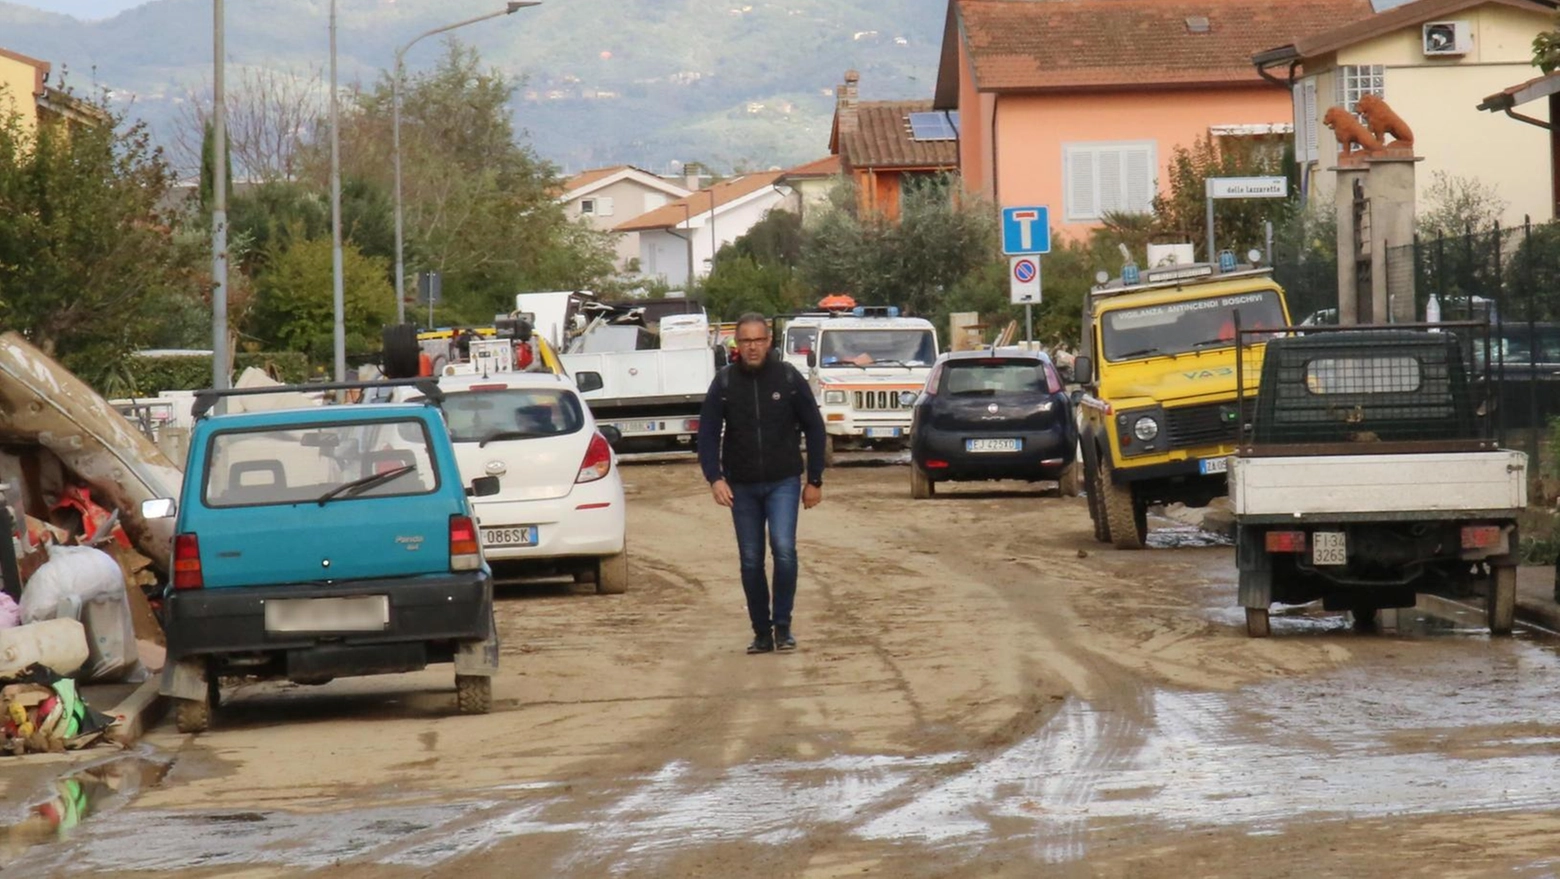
[736,337,769,346]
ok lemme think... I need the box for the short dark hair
[735,313,770,337]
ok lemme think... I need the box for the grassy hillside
[0,0,948,174]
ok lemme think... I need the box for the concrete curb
[104,676,166,745]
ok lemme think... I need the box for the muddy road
[14,458,1560,877]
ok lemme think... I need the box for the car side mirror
[574,371,604,393]
[898,391,918,407]
[140,498,176,519]
[599,425,623,448]
[467,475,500,498]
[1072,355,1093,384]
[806,351,817,369]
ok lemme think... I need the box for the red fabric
[418,351,434,377]
[516,342,534,370]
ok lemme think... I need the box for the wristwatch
[807,476,823,488]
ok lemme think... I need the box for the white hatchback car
[430,371,628,593]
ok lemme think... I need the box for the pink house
[934,0,1372,242]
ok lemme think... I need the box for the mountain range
[0,0,949,176]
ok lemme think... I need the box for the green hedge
[125,352,311,396]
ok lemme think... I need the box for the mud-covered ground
[11,458,1560,878]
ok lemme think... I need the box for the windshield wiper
[1114,347,1164,360]
[872,359,916,370]
[823,360,868,370]
[1189,338,1234,350]
[316,464,417,506]
[478,430,545,448]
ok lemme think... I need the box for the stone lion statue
[1354,94,1414,153]
[1323,106,1383,160]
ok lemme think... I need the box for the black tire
[1488,564,1516,635]
[1085,451,1109,543]
[595,550,628,595]
[382,323,421,379]
[1245,607,1271,638]
[175,696,210,734]
[911,464,933,499]
[824,436,839,468]
[455,674,492,714]
[1099,458,1146,550]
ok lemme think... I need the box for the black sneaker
[775,626,796,652]
[746,631,775,654]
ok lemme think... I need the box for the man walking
[698,313,827,654]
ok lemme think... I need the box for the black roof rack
[192,378,444,419]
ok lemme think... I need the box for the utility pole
[211,0,229,390]
[329,0,346,381]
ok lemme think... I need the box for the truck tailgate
[1230,451,1527,517]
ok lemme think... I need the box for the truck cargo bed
[1230,450,1526,521]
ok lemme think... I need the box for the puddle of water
[1146,524,1232,549]
[0,751,171,869]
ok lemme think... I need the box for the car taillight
[1461,524,1502,549]
[684,418,700,432]
[173,533,203,590]
[1265,530,1307,553]
[925,459,950,469]
[449,514,481,571]
[577,432,612,483]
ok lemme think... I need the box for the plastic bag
[20,545,125,624]
[19,546,145,682]
[0,592,18,630]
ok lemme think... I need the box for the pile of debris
[0,332,180,755]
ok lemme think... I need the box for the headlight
[1133,416,1159,442]
[824,390,846,405]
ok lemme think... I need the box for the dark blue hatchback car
[907,348,1079,498]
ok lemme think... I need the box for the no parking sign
[1009,256,1041,304]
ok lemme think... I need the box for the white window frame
[1062,141,1157,224]
[1336,64,1385,114]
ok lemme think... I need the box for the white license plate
[1198,457,1229,475]
[966,438,1021,453]
[611,419,659,435]
[1312,531,1347,566]
[864,427,902,438]
[264,595,389,634]
[483,526,539,547]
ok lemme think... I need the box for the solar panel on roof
[907,111,957,142]
[947,111,960,135]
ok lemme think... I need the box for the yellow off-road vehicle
[1072,258,1290,549]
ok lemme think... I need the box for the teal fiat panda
[143,381,500,733]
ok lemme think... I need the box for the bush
[124,352,310,396]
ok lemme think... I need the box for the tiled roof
[835,101,959,170]
[781,155,844,179]
[1292,0,1552,58]
[562,166,632,193]
[613,170,787,232]
[1478,69,1560,111]
[954,0,1375,91]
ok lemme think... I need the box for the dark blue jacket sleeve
[697,374,725,483]
[790,368,827,484]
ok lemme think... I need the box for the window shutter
[598,196,615,217]
[1098,149,1124,215]
[1123,147,1154,213]
[1066,147,1097,222]
[1302,79,1318,162]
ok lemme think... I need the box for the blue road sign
[1002,206,1050,255]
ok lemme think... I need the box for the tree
[0,94,205,387]
[1416,171,1508,237]
[247,233,395,363]
[1151,134,1291,260]
[174,64,326,181]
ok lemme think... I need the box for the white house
[614,170,791,288]
[558,166,692,271]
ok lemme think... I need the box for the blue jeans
[730,477,801,636]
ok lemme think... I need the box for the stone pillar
[1333,165,1370,325]
[1365,155,1421,324]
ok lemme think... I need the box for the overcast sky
[17,0,147,19]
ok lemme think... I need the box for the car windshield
[204,418,439,508]
[1102,290,1287,361]
[440,388,585,443]
[941,359,1059,395]
[818,329,936,367]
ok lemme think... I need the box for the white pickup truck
[517,291,720,452]
[1230,326,1525,637]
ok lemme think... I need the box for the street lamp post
[211,0,229,390]
[329,0,345,380]
[680,202,693,289]
[393,1,541,326]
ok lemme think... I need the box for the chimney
[836,70,860,136]
[683,161,702,192]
